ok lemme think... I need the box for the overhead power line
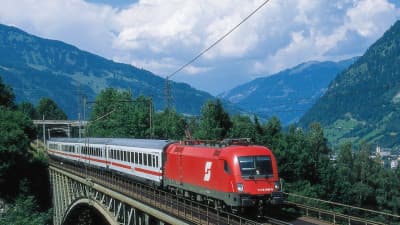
[166,0,271,80]
[165,0,272,109]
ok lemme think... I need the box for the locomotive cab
[233,154,285,207]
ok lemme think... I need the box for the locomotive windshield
[238,156,273,178]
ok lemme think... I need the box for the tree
[36,97,67,120]
[0,109,35,198]
[263,116,284,149]
[351,143,375,207]
[279,125,307,182]
[228,115,255,139]
[131,95,153,138]
[89,88,135,137]
[154,108,186,140]
[0,195,51,225]
[0,76,15,109]
[18,102,38,119]
[194,99,232,140]
[253,115,265,145]
[0,78,50,213]
[328,142,354,203]
[305,123,330,184]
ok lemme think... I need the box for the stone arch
[62,198,118,225]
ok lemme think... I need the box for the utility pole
[149,97,153,139]
[165,77,172,110]
[42,115,46,149]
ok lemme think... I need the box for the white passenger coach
[47,138,170,185]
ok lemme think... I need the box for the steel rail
[285,192,400,219]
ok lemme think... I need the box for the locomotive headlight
[274,181,281,191]
[237,183,244,192]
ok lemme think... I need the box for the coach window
[139,153,143,165]
[124,151,127,162]
[130,152,133,163]
[155,156,159,168]
[143,153,147,166]
[150,155,154,167]
[148,154,151,166]
[135,152,138,164]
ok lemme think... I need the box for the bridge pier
[49,164,191,225]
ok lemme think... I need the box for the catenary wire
[166,0,271,79]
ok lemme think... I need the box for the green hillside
[299,20,400,148]
[220,59,355,125]
[0,24,218,119]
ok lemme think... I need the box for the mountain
[299,20,400,148]
[220,59,355,124]
[0,24,217,119]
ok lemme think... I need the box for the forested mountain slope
[0,24,217,118]
[220,59,355,124]
[299,20,400,148]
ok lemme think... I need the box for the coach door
[174,147,184,185]
[105,145,110,168]
[75,144,80,163]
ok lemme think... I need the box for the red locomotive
[48,138,284,213]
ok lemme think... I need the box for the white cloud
[130,57,178,75]
[346,0,397,37]
[0,0,117,57]
[0,0,399,94]
[183,65,212,75]
[251,0,399,76]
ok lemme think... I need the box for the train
[47,137,284,212]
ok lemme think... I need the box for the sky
[0,0,399,95]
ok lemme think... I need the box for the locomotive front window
[238,156,273,178]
